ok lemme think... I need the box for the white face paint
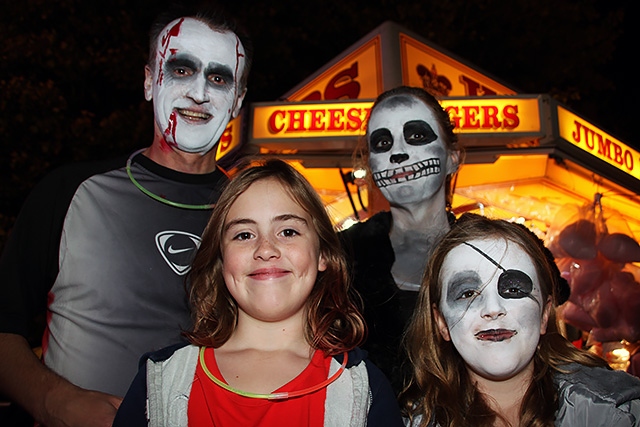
[367,99,454,207]
[436,238,549,381]
[145,17,246,154]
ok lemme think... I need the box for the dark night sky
[242,1,636,147]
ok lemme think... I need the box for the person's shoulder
[337,346,368,367]
[339,211,391,242]
[343,346,388,383]
[37,154,128,190]
[141,341,192,366]
[556,363,640,404]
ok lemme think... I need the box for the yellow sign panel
[440,98,541,134]
[286,37,383,101]
[253,102,372,139]
[252,97,542,141]
[400,34,516,97]
[557,106,640,180]
[215,115,242,160]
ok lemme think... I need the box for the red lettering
[302,91,322,101]
[346,108,363,131]
[362,107,372,130]
[624,150,634,171]
[324,62,361,100]
[268,110,286,134]
[597,133,610,157]
[613,142,623,165]
[285,110,307,132]
[462,106,481,129]
[459,75,497,96]
[571,121,583,145]
[502,105,519,129]
[481,106,500,129]
[327,109,345,131]
[586,125,596,150]
[219,125,232,152]
[308,109,326,131]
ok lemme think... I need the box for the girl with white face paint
[401,213,640,427]
[436,238,550,384]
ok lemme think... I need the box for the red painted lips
[475,329,517,342]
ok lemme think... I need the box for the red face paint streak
[156,18,184,86]
[158,138,173,152]
[229,36,245,114]
[163,111,179,147]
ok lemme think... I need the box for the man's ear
[446,149,461,175]
[143,65,154,101]
[231,87,247,118]
[433,304,451,341]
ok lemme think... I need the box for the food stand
[224,21,640,371]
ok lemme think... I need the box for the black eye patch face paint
[370,128,393,153]
[403,120,437,146]
[462,242,533,300]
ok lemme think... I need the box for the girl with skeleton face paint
[362,87,461,289]
[401,213,640,427]
[340,87,461,394]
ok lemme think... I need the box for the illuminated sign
[286,37,383,101]
[558,106,640,180]
[400,34,516,97]
[252,102,372,139]
[251,97,542,142]
[215,115,242,160]
[440,98,542,134]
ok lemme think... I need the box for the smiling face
[221,178,327,323]
[144,17,246,154]
[435,238,550,381]
[367,97,455,207]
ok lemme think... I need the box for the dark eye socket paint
[462,242,533,300]
[447,271,482,303]
[204,64,234,87]
[370,128,393,153]
[166,57,198,77]
[403,120,437,145]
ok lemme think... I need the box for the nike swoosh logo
[167,245,193,254]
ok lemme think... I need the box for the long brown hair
[401,213,607,427]
[185,158,365,355]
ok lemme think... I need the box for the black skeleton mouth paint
[373,158,440,188]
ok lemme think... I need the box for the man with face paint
[402,213,640,426]
[0,5,252,427]
[340,86,461,393]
